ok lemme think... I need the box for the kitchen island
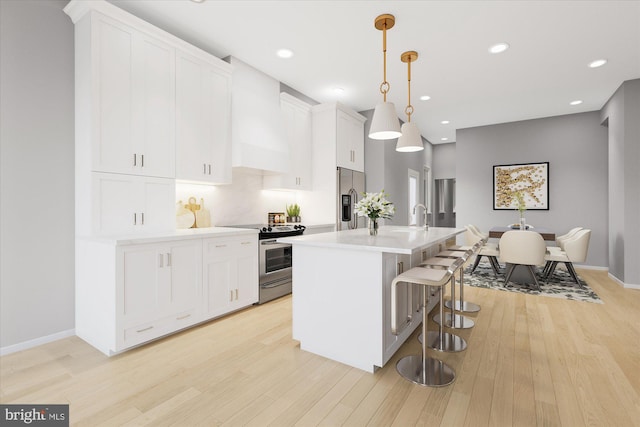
[279,226,464,372]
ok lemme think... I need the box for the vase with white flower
[513,191,527,229]
[354,190,395,235]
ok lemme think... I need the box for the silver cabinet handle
[141,212,144,225]
[158,253,163,268]
[136,326,154,333]
[176,314,191,320]
[235,289,238,300]
[216,244,227,248]
[241,241,251,245]
[133,153,137,166]
[141,154,144,167]
[166,253,171,267]
[208,164,211,175]
[203,163,207,174]
[133,213,137,225]
[229,290,233,302]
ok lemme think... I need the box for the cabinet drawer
[122,318,169,349]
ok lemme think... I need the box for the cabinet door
[93,173,174,235]
[94,15,135,175]
[133,34,175,178]
[203,238,235,317]
[336,110,364,172]
[165,240,202,316]
[176,52,232,184]
[120,244,164,327]
[233,237,259,307]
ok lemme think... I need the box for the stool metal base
[444,299,481,313]
[418,331,467,352]
[434,312,475,329]
[396,355,455,387]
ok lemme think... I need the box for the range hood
[229,57,289,174]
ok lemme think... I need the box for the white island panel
[283,226,464,372]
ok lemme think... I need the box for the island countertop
[279,226,464,254]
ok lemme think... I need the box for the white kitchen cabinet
[263,93,312,190]
[203,235,259,317]
[176,51,232,184]
[83,12,175,178]
[92,172,175,235]
[336,109,366,172]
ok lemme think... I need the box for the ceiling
[108,0,640,145]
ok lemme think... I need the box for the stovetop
[259,224,306,239]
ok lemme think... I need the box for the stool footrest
[396,355,455,387]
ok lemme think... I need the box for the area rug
[463,262,603,304]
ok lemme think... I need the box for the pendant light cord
[380,23,389,101]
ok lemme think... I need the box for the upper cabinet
[77,12,176,178]
[263,93,312,190]
[312,103,366,173]
[175,51,232,184]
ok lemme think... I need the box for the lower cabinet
[203,235,259,317]
[75,232,258,356]
[118,239,202,349]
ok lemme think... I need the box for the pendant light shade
[396,50,423,152]
[396,121,423,152]
[370,102,401,140]
[368,14,401,140]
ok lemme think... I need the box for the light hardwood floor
[1,269,639,426]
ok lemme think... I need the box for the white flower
[354,190,395,220]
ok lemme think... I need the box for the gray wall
[456,111,608,268]
[0,0,75,348]
[600,79,640,285]
[361,110,433,226]
[432,143,456,179]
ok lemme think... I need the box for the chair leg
[488,256,500,276]
[528,265,541,291]
[565,262,584,288]
[542,261,552,277]
[545,261,559,281]
[503,263,515,286]
[469,255,482,274]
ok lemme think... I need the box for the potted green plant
[286,204,301,222]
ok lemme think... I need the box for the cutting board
[195,198,211,228]
[176,201,195,229]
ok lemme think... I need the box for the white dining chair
[499,230,546,291]
[466,225,501,276]
[544,229,591,287]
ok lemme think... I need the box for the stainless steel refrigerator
[337,167,366,231]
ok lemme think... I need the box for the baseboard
[608,272,640,290]
[0,329,76,356]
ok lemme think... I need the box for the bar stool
[437,241,483,313]
[420,254,475,330]
[391,257,465,386]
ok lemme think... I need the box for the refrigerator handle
[349,188,358,229]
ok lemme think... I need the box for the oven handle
[260,240,290,248]
[261,281,290,289]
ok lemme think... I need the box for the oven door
[259,239,292,285]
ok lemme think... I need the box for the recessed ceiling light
[441,137,449,141]
[420,95,431,101]
[570,100,583,106]
[276,49,294,59]
[489,43,510,54]
[440,120,450,125]
[333,87,345,94]
[589,59,607,68]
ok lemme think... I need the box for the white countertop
[79,226,258,246]
[279,226,464,254]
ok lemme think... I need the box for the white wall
[432,143,456,179]
[600,79,640,285]
[456,111,609,268]
[0,0,75,349]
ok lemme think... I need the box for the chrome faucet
[412,204,429,229]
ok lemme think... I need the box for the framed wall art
[493,162,549,210]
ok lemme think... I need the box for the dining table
[489,226,556,241]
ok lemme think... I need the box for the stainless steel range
[258,224,305,304]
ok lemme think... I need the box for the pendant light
[369,14,402,140]
[396,51,424,152]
